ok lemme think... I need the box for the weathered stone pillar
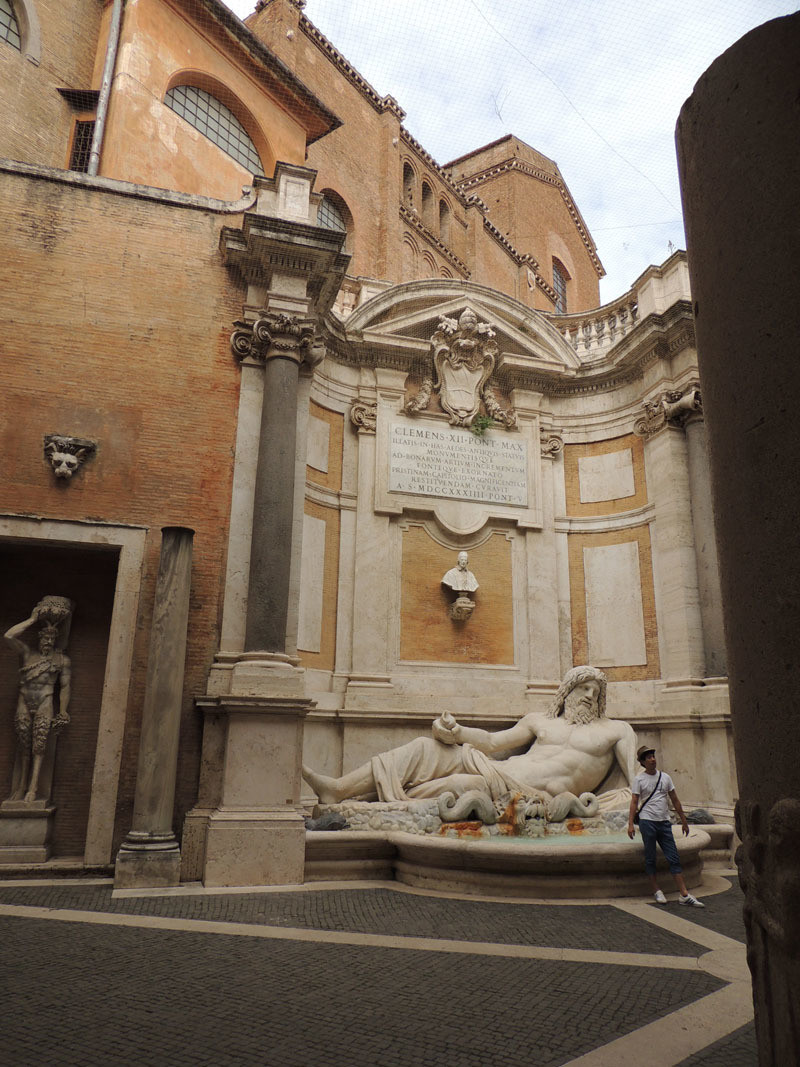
[115,526,193,888]
[677,14,800,1063]
[682,411,726,677]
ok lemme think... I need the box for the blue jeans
[640,819,682,875]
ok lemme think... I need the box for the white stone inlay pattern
[578,449,635,503]
[389,421,528,507]
[297,514,326,653]
[584,541,647,666]
[307,415,330,473]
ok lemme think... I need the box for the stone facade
[0,0,734,884]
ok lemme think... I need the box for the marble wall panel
[583,541,647,666]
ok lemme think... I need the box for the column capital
[634,383,702,437]
[231,312,315,366]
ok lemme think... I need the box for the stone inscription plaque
[389,421,528,506]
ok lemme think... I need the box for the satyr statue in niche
[4,597,74,803]
[303,665,637,821]
[441,551,479,621]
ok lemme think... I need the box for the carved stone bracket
[634,384,703,437]
[231,312,315,366]
[349,399,377,434]
[405,309,517,430]
[540,432,564,458]
[43,435,96,480]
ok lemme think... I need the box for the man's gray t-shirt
[632,770,674,822]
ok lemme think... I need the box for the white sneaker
[679,893,705,908]
[654,890,667,904]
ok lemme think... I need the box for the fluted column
[115,526,193,888]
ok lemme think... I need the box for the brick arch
[5,0,41,63]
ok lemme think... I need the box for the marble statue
[303,665,637,821]
[4,597,74,803]
[442,551,478,620]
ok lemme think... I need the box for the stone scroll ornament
[230,312,315,364]
[405,309,516,429]
[634,384,702,437]
[3,596,74,804]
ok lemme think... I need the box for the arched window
[439,199,451,245]
[164,84,263,174]
[553,258,569,314]
[0,0,21,50]
[421,181,434,231]
[317,190,353,254]
[403,162,416,209]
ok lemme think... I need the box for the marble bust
[442,551,479,593]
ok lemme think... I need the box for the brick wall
[0,166,245,852]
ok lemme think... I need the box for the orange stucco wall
[98,0,308,198]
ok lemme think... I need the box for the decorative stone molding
[43,435,96,479]
[634,384,702,437]
[405,309,516,429]
[540,432,564,458]
[349,399,377,434]
[399,204,470,276]
[231,313,315,366]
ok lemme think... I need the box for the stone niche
[0,542,118,861]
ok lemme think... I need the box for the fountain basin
[305,826,711,899]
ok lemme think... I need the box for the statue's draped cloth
[370,737,534,802]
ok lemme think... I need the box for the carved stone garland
[405,309,516,429]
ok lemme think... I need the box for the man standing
[627,745,704,907]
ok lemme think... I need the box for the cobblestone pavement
[0,876,754,1067]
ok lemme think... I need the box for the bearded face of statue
[563,679,601,724]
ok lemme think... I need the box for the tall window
[553,258,569,314]
[439,199,451,245]
[69,120,95,173]
[402,162,416,208]
[164,85,263,174]
[0,0,21,50]
[421,181,434,230]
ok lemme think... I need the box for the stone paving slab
[676,1022,756,1066]
[647,883,746,945]
[1,914,724,1067]
[0,883,705,957]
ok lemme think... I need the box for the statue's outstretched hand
[432,710,461,745]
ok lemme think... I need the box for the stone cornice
[300,13,405,121]
[399,205,470,276]
[454,157,605,278]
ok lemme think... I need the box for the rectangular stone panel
[306,414,330,473]
[297,514,326,653]
[578,449,635,503]
[389,421,528,507]
[583,542,647,666]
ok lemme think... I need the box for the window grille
[317,195,346,232]
[69,120,95,173]
[553,259,568,314]
[0,0,21,50]
[164,84,263,175]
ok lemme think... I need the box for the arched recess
[402,233,419,280]
[164,69,274,177]
[421,181,435,231]
[420,250,437,278]
[2,0,41,64]
[438,198,451,245]
[402,160,417,209]
[318,188,353,253]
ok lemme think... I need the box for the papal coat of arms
[405,309,516,429]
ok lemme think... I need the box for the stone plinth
[0,800,55,863]
[198,695,312,887]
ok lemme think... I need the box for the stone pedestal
[199,696,312,887]
[0,800,55,863]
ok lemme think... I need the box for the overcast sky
[229,0,798,303]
